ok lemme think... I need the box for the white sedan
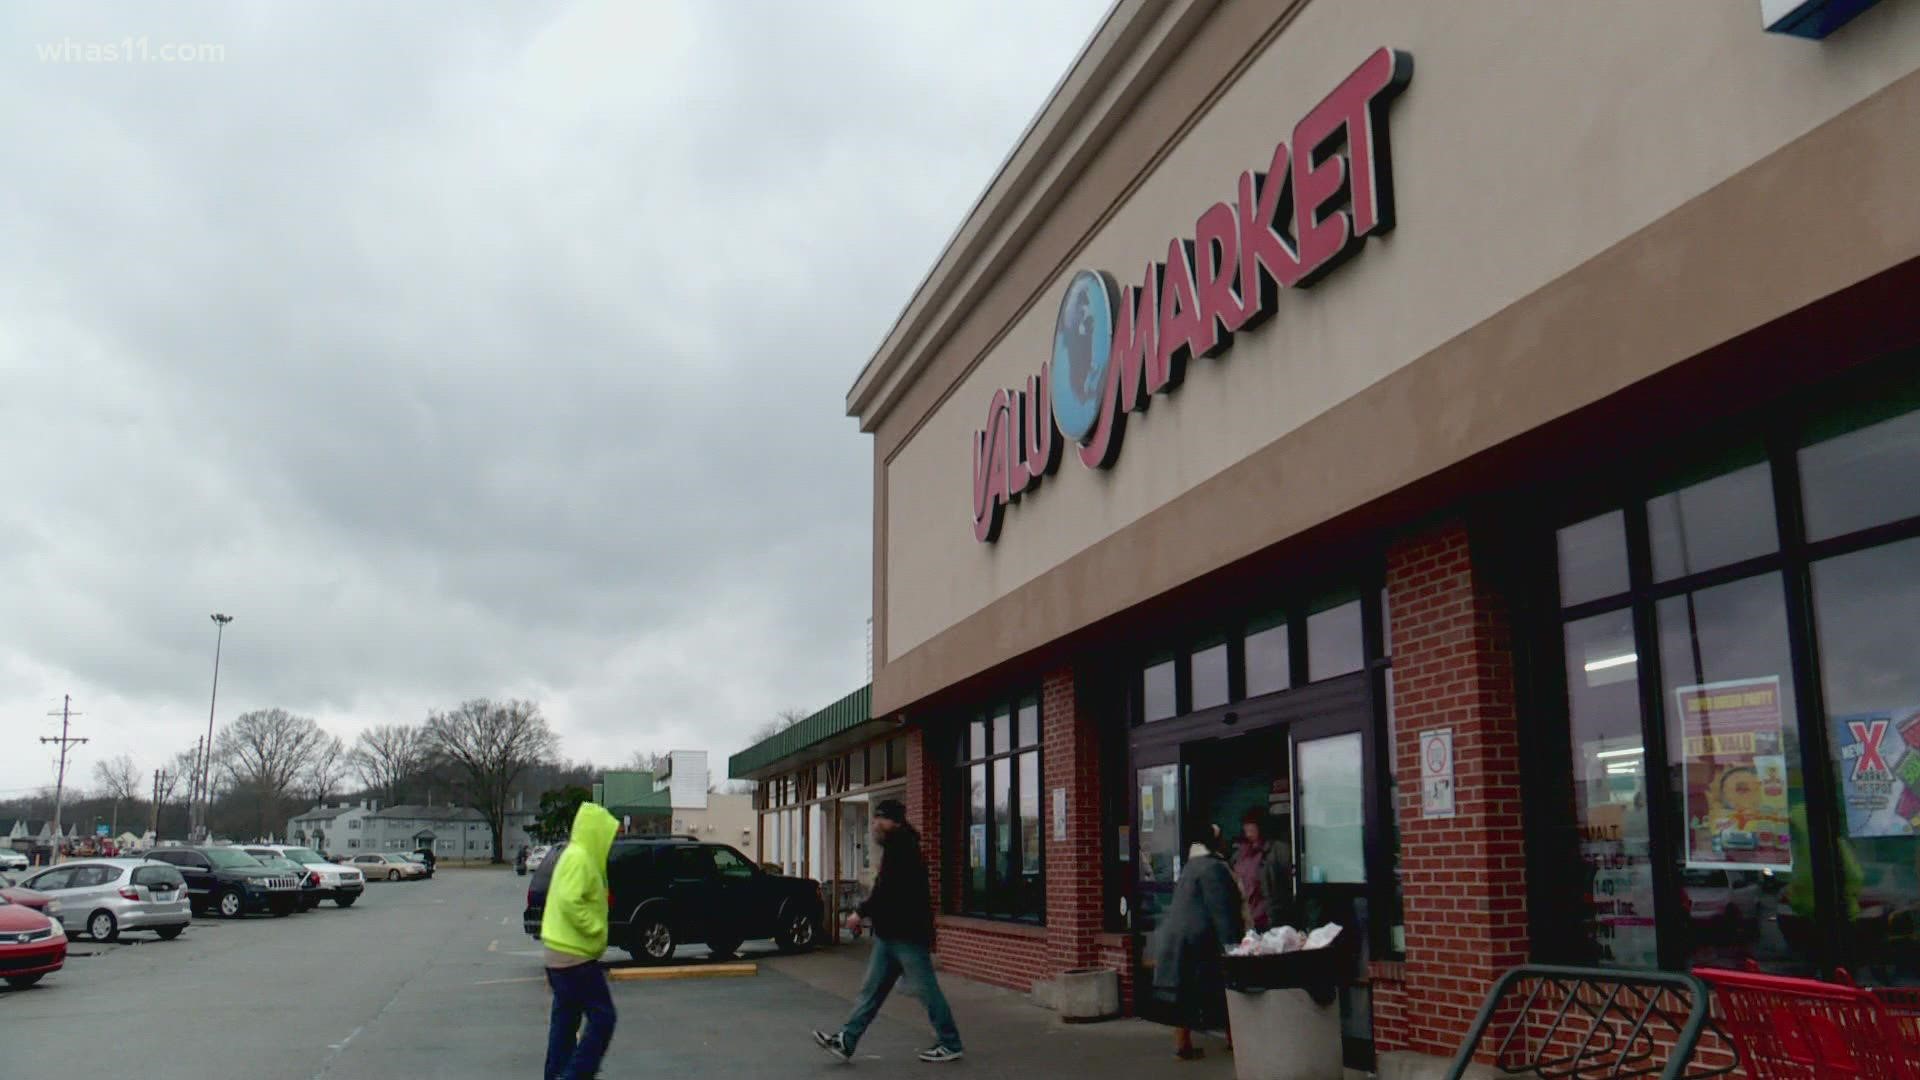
[0,849,28,873]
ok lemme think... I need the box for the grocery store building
[843,1,1920,1071]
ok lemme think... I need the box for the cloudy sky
[1,0,1111,798]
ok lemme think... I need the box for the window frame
[1526,364,1920,977]
[952,693,1045,924]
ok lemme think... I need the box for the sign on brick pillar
[1384,522,1529,1060]
[904,725,947,918]
[1042,667,1105,973]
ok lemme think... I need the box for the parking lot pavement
[0,868,1233,1079]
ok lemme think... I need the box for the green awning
[728,684,874,780]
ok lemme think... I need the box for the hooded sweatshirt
[541,801,618,967]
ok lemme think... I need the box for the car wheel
[631,916,675,965]
[88,909,119,943]
[155,926,184,941]
[4,974,43,988]
[335,895,356,908]
[705,937,740,962]
[217,889,245,918]
[388,870,400,881]
[775,910,819,954]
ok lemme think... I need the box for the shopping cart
[1693,965,1919,1080]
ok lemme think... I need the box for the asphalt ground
[0,867,1236,1079]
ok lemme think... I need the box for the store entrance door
[1128,675,1373,1030]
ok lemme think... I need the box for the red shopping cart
[1694,965,1919,1080]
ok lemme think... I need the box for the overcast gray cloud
[1,0,1111,795]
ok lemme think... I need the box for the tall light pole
[197,613,234,841]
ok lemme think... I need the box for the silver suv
[18,858,190,942]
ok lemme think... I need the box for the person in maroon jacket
[813,799,964,1064]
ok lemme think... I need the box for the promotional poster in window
[1678,677,1793,871]
[1832,707,1920,837]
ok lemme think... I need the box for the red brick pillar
[904,724,947,913]
[1043,667,1104,973]
[1380,522,1528,1059]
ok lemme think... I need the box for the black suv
[144,846,303,918]
[523,837,823,964]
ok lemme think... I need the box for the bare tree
[92,753,142,835]
[745,705,812,746]
[624,750,670,774]
[214,708,332,840]
[347,723,429,806]
[426,699,557,863]
[305,734,348,806]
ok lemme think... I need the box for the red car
[0,883,54,914]
[0,893,66,988]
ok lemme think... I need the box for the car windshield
[282,848,325,863]
[256,856,300,871]
[204,849,263,869]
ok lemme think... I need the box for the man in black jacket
[814,799,964,1064]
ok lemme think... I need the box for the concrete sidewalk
[767,941,1237,1078]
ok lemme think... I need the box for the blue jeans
[545,962,616,1080]
[840,937,962,1053]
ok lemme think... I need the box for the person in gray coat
[1150,823,1245,1060]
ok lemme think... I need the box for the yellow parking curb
[608,962,758,981]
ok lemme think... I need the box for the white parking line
[487,939,498,952]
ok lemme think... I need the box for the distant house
[288,798,536,860]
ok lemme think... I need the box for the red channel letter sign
[970,47,1412,543]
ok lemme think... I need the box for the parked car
[243,850,325,911]
[0,849,28,873]
[525,845,552,873]
[522,837,823,964]
[407,851,435,878]
[350,853,428,882]
[0,894,66,988]
[142,846,301,918]
[16,859,189,942]
[0,883,58,919]
[1681,867,1763,936]
[246,845,364,908]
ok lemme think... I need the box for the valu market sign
[970,47,1412,543]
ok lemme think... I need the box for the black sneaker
[918,1046,964,1063]
[814,1030,852,1063]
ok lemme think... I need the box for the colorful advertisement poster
[1678,677,1792,872]
[1832,708,1920,837]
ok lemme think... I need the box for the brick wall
[1043,667,1106,973]
[904,725,945,912]
[1374,521,1529,1059]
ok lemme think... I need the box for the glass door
[1290,705,1379,1070]
[1131,756,1182,1023]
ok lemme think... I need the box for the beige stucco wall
[883,0,1920,661]
[674,793,758,859]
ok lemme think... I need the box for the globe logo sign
[1049,269,1116,444]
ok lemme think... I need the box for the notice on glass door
[1832,707,1920,837]
[1678,677,1792,871]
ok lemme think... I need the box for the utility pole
[151,768,169,840]
[186,736,205,836]
[41,695,86,865]
[197,613,233,842]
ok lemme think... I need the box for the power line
[41,695,87,858]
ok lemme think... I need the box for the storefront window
[1810,536,1920,985]
[1297,733,1366,884]
[1245,616,1290,697]
[956,694,1044,921]
[1143,657,1177,722]
[1544,381,1920,980]
[1191,639,1230,711]
[1646,461,1776,582]
[1655,574,1804,972]
[1563,608,1658,969]
[1308,600,1364,682]
[1799,405,1920,541]
[1558,510,1630,607]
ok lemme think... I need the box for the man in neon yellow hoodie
[541,802,618,1080]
